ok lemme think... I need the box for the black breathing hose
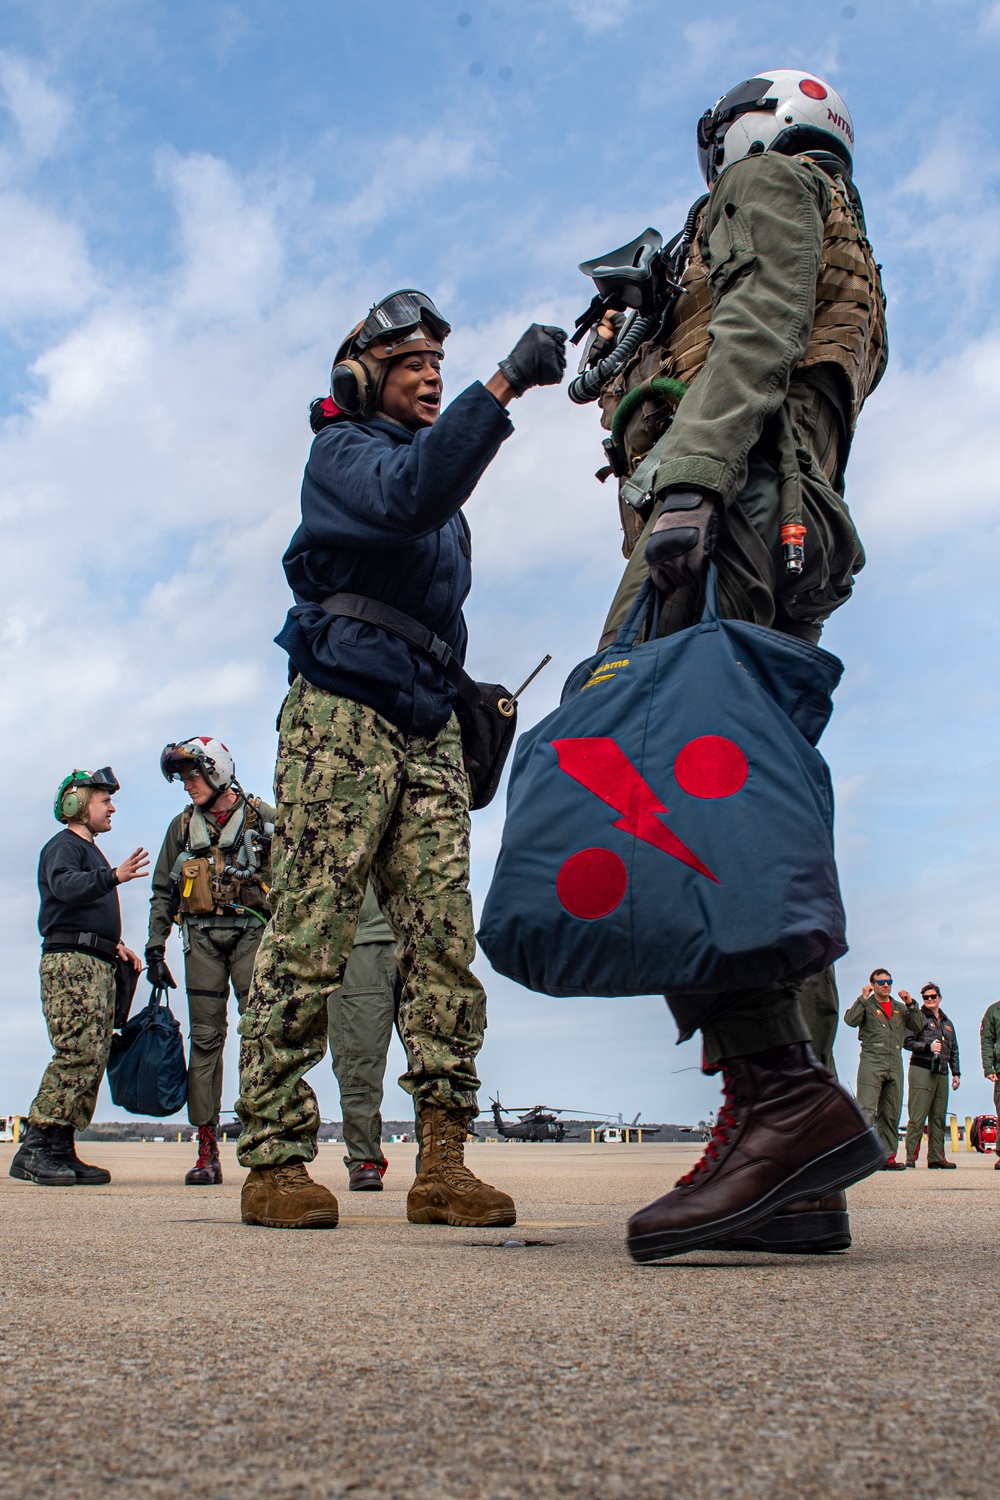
[567,312,656,405]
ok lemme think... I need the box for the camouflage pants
[30,952,116,1131]
[237,680,485,1167]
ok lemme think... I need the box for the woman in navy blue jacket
[236,291,565,1230]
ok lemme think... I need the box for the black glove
[645,488,719,591]
[144,945,177,990]
[498,324,567,396]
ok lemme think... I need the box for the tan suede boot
[241,1162,339,1228]
[406,1105,516,1227]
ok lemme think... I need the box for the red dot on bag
[674,736,748,798]
[556,848,628,920]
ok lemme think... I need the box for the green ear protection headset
[54,767,120,823]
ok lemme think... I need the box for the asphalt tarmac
[1,1140,995,1499]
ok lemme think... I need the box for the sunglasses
[922,992,939,1000]
[873,978,892,986]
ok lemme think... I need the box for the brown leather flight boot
[241,1162,339,1228]
[406,1105,516,1227]
[627,1043,883,1263]
[185,1124,223,1186]
[711,1192,850,1254]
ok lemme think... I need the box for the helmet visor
[160,744,200,783]
[356,290,451,351]
[697,77,777,149]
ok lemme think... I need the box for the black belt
[43,929,119,960]
[319,592,482,715]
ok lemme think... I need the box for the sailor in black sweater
[10,768,148,1187]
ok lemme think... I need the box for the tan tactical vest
[176,798,272,918]
[603,158,887,478]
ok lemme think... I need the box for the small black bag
[107,986,188,1117]
[320,593,520,810]
[113,957,141,1030]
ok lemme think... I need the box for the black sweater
[38,829,121,952]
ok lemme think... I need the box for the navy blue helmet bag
[107,985,188,1117]
[478,567,847,997]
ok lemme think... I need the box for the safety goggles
[355,290,451,353]
[77,766,119,793]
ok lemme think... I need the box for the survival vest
[171,798,273,919]
[600,156,887,549]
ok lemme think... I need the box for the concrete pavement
[0,1140,996,1499]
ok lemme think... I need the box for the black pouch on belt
[319,593,518,810]
[114,957,141,1031]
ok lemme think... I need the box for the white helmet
[160,736,236,794]
[697,70,853,185]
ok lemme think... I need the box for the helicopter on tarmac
[478,1099,594,1142]
[479,1100,660,1142]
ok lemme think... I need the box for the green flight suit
[904,1006,960,1164]
[980,999,1000,1125]
[843,992,923,1158]
[148,796,275,1127]
[327,882,399,1169]
[600,151,886,1063]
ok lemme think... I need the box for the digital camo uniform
[13,775,130,1188]
[237,683,483,1166]
[844,990,922,1159]
[31,952,116,1132]
[148,793,275,1128]
[596,148,886,1071]
[327,881,399,1181]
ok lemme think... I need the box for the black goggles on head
[82,767,120,794]
[355,290,451,352]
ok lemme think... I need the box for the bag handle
[700,562,720,625]
[611,580,659,651]
[612,561,721,652]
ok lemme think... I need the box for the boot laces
[677,1067,740,1187]
[194,1125,215,1169]
[271,1162,313,1191]
[425,1114,481,1190]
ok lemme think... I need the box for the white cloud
[0,51,71,167]
[332,129,482,233]
[0,191,95,324]
[846,333,1000,540]
[161,152,286,319]
[562,0,637,33]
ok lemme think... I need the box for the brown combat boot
[185,1124,223,1186]
[407,1105,516,1227]
[711,1192,851,1254]
[628,1043,884,1263]
[241,1162,339,1228]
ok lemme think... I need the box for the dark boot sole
[712,1209,851,1255]
[8,1163,76,1186]
[241,1209,339,1229]
[628,1126,883,1263]
[407,1205,517,1227]
[70,1172,112,1185]
[185,1173,224,1185]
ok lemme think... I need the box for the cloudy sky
[3,0,1000,1135]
